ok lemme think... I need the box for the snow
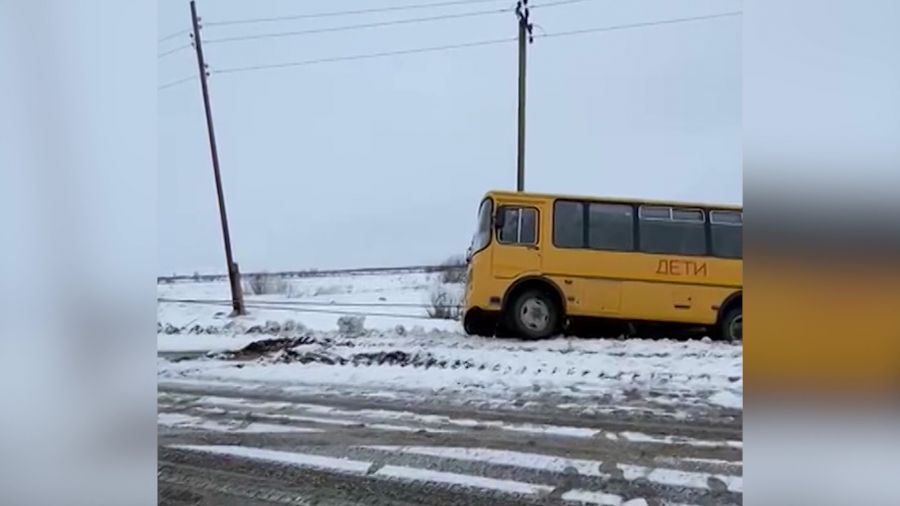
[186,395,293,410]
[560,489,626,505]
[160,394,456,434]
[157,335,261,353]
[559,491,652,506]
[661,457,741,467]
[366,423,455,434]
[171,445,372,474]
[620,465,742,493]
[159,272,743,413]
[159,337,742,411]
[158,272,463,334]
[707,390,743,409]
[158,413,322,434]
[253,412,363,427]
[620,431,742,449]
[366,446,604,477]
[363,446,742,493]
[502,423,600,438]
[169,444,555,496]
[249,411,452,434]
[185,393,587,435]
[162,393,739,447]
[374,465,554,495]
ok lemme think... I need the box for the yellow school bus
[463,190,742,340]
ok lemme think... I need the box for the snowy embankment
[158,271,742,414]
[158,271,462,347]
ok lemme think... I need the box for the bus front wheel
[506,289,560,340]
[463,309,496,337]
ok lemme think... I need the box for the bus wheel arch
[501,277,566,339]
[717,291,742,342]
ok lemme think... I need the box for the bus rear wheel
[719,306,742,342]
[506,289,559,340]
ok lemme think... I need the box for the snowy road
[159,329,742,418]
[158,384,742,506]
[158,271,742,504]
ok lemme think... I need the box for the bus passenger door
[492,205,542,279]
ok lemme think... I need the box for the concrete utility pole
[515,0,533,192]
[190,0,245,316]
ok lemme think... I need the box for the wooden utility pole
[515,0,533,192]
[190,0,245,316]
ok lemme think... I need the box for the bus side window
[497,206,538,245]
[638,206,707,256]
[710,210,742,259]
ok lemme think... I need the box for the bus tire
[463,309,495,337]
[719,306,742,342]
[506,289,559,340]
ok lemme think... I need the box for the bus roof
[485,190,742,211]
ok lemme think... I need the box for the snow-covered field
[157,271,743,415]
[158,271,462,338]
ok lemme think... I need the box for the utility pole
[515,0,533,192]
[190,0,245,316]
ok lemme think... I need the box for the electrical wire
[530,0,598,10]
[159,298,455,320]
[158,75,196,91]
[159,28,191,43]
[158,297,462,309]
[536,10,742,39]
[158,43,192,58]
[243,303,443,320]
[204,7,511,45]
[157,264,458,283]
[213,36,517,75]
[203,0,599,45]
[210,11,740,75]
[205,0,511,27]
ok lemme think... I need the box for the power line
[214,36,517,75]
[159,28,191,43]
[158,263,459,283]
[159,298,449,320]
[203,0,598,46]
[158,297,461,309]
[158,75,196,91]
[531,0,598,10]
[158,43,192,58]
[242,303,442,320]
[211,11,741,76]
[537,10,742,39]
[205,7,511,45]
[205,0,510,27]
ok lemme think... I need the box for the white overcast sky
[158,0,741,275]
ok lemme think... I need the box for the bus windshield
[468,198,492,259]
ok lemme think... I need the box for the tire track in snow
[158,388,741,506]
[159,392,742,451]
[158,380,742,440]
[162,444,736,506]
